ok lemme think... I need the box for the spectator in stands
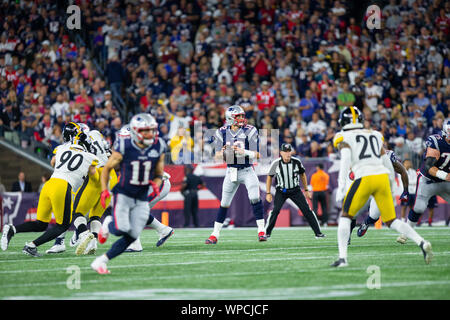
[11,171,32,192]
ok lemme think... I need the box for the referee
[265,143,325,238]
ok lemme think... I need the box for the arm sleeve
[337,147,352,198]
[268,159,279,176]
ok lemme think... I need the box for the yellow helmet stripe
[349,106,357,124]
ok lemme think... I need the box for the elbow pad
[424,157,437,172]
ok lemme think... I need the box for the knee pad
[408,209,422,223]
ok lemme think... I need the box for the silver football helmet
[225,105,247,127]
[77,123,90,134]
[129,113,158,146]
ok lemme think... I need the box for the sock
[105,234,136,260]
[148,218,166,233]
[337,217,351,260]
[211,221,223,238]
[256,219,265,233]
[216,206,228,223]
[33,224,69,247]
[89,220,102,239]
[407,219,416,228]
[364,215,377,225]
[55,232,66,245]
[98,253,109,264]
[251,200,264,220]
[15,221,48,233]
[390,219,423,245]
[350,219,356,232]
[73,214,88,236]
[27,242,36,248]
[146,214,155,225]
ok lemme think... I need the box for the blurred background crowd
[0,0,449,168]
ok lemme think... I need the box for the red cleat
[205,235,217,244]
[258,232,267,242]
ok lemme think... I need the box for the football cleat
[396,235,407,244]
[205,235,217,244]
[420,240,433,264]
[258,232,267,242]
[46,240,66,254]
[1,224,15,251]
[357,223,369,237]
[315,233,326,239]
[84,238,98,255]
[125,237,143,252]
[156,227,174,247]
[75,231,94,255]
[330,258,348,267]
[23,243,41,257]
[70,232,79,247]
[91,256,110,274]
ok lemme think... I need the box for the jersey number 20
[356,135,381,159]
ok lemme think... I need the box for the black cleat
[357,223,369,237]
[330,258,348,267]
[315,233,326,239]
[22,244,41,257]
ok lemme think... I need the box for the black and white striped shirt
[268,156,306,190]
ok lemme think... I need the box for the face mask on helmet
[339,106,364,130]
[73,131,92,152]
[442,120,450,138]
[63,122,82,143]
[130,114,158,147]
[226,106,247,127]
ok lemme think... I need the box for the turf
[0,226,449,300]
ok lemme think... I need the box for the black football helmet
[338,106,364,130]
[63,122,82,143]
[73,131,92,153]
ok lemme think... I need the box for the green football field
[0,226,449,300]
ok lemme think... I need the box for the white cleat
[330,258,348,268]
[91,256,110,274]
[75,231,94,255]
[420,240,433,264]
[125,237,143,252]
[70,232,80,247]
[157,227,174,247]
[396,234,408,244]
[46,240,66,254]
[1,224,14,251]
[84,237,98,255]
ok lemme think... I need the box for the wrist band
[436,170,447,180]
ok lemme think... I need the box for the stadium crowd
[0,0,449,167]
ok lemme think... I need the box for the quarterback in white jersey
[330,106,432,267]
[1,132,98,257]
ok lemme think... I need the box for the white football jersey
[333,128,389,180]
[88,130,109,167]
[51,143,99,191]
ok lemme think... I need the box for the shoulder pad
[333,132,344,149]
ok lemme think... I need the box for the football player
[114,125,174,252]
[1,131,99,257]
[397,119,450,243]
[352,147,410,238]
[90,114,166,274]
[331,106,432,267]
[205,105,266,244]
[46,125,118,255]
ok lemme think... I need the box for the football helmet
[225,105,247,127]
[338,106,364,130]
[72,131,92,152]
[63,122,82,143]
[442,118,450,138]
[77,123,90,134]
[129,113,158,146]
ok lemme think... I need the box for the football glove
[100,190,111,209]
[148,180,160,199]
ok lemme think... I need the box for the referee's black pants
[266,187,322,236]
